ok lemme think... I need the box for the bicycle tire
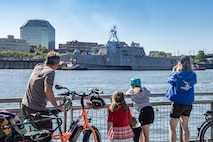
[82,126,101,142]
[3,130,25,142]
[199,121,213,142]
[69,125,83,142]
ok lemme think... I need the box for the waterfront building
[0,35,30,52]
[20,19,55,50]
[58,40,99,54]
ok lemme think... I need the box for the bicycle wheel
[199,121,213,142]
[3,131,25,142]
[82,126,101,142]
[69,125,83,142]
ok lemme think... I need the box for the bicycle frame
[72,108,97,140]
[52,109,98,142]
[52,86,102,142]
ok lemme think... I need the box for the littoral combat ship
[61,26,177,70]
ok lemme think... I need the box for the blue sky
[0,0,213,55]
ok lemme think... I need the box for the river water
[0,69,213,99]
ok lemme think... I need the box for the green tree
[92,46,100,54]
[0,49,47,60]
[195,50,207,62]
[37,47,48,54]
[157,51,171,57]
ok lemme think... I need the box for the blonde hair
[175,61,192,72]
[133,86,142,94]
[109,91,128,113]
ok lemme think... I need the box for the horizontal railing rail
[1,92,212,111]
[0,93,212,142]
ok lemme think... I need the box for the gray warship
[61,26,177,70]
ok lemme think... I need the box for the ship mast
[108,25,119,42]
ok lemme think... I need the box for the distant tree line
[194,50,207,63]
[0,47,48,60]
[156,50,208,63]
[0,47,209,63]
[157,51,172,57]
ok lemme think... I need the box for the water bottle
[71,91,76,97]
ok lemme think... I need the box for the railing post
[70,107,73,128]
[107,97,113,134]
[211,102,213,140]
[180,123,183,142]
[63,111,67,131]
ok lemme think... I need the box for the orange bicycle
[51,84,106,142]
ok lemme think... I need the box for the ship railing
[0,93,212,142]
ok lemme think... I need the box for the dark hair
[180,55,190,64]
[45,51,60,65]
[109,91,128,113]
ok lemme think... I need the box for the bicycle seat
[29,109,59,119]
[206,110,213,115]
[47,109,60,115]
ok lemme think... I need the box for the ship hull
[61,54,177,70]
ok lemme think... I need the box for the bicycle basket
[90,96,106,109]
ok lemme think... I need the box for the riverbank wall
[0,60,43,69]
[1,59,213,69]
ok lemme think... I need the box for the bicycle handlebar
[55,84,105,110]
[55,85,103,97]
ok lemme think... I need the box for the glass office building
[20,20,55,50]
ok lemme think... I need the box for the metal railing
[0,93,212,142]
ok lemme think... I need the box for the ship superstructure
[61,26,177,70]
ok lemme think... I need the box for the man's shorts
[170,102,192,118]
[139,106,154,125]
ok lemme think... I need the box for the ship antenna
[108,25,119,42]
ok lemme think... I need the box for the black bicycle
[0,110,62,142]
[197,110,213,142]
[1,85,106,142]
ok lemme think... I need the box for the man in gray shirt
[21,51,66,129]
